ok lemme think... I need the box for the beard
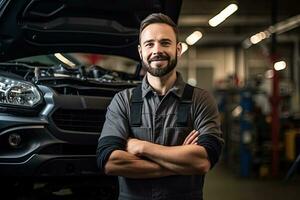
[141,51,177,77]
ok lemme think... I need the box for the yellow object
[259,165,269,177]
[285,129,300,161]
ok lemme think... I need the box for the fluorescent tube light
[209,4,238,27]
[185,31,203,45]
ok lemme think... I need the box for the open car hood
[0,0,182,62]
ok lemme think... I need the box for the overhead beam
[178,15,270,26]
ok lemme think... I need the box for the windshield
[12,53,139,75]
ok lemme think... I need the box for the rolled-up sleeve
[192,88,224,168]
[96,91,131,172]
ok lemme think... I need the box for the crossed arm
[104,130,211,179]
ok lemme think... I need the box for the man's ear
[138,45,142,60]
[177,42,182,57]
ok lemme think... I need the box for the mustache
[148,54,170,62]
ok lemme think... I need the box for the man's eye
[145,43,153,47]
[161,42,170,46]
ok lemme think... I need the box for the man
[97,13,224,200]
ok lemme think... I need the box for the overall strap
[130,84,143,127]
[130,83,194,127]
[176,84,194,127]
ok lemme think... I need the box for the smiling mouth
[149,57,169,63]
[150,59,167,62]
[150,59,168,65]
[149,60,168,68]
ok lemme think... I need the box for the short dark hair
[139,13,179,43]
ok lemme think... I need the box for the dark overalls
[97,73,224,200]
[117,84,205,200]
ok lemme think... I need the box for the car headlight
[0,76,41,107]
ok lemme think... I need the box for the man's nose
[152,43,163,55]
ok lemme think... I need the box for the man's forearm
[104,150,175,179]
[140,142,211,175]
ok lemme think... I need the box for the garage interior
[178,0,300,199]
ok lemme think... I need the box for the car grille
[52,109,106,132]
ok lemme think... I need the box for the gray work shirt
[99,72,224,200]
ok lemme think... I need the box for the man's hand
[125,129,210,175]
[127,138,146,156]
[183,130,199,145]
[127,130,199,156]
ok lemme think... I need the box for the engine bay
[0,62,139,84]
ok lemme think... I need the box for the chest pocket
[163,126,193,146]
[130,127,152,142]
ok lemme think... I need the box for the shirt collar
[141,71,186,98]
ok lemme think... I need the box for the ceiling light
[274,61,286,71]
[265,70,274,79]
[250,31,270,44]
[209,3,238,27]
[250,34,262,44]
[185,31,202,45]
[244,14,300,48]
[181,42,188,54]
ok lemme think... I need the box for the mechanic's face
[138,23,182,77]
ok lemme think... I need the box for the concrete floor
[204,163,300,200]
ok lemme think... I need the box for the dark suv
[0,0,181,198]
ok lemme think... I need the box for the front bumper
[0,85,113,177]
